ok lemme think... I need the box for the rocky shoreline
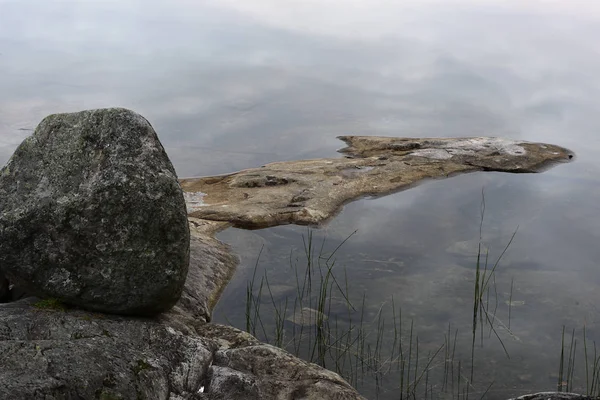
[0,108,585,399]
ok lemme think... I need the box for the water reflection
[3,1,600,173]
[2,0,600,398]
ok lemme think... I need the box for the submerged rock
[286,306,328,327]
[0,108,190,315]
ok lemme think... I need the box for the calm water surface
[2,1,600,399]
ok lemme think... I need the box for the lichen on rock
[0,108,190,316]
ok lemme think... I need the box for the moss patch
[33,298,66,311]
[95,389,123,400]
[132,359,153,375]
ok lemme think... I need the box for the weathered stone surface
[508,393,595,400]
[0,108,190,315]
[0,297,365,400]
[180,136,573,229]
[0,297,214,400]
[164,219,236,325]
[209,343,361,400]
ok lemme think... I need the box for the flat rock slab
[180,136,573,229]
[0,108,190,315]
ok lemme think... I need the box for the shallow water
[214,170,600,398]
[2,1,600,399]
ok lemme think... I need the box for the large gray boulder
[0,108,190,315]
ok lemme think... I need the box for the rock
[0,108,189,315]
[0,298,214,400]
[165,218,238,324]
[508,393,595,400]
[207,335,362,400]
[180,136,574,229]
[286,307,328,327]
[0,297,365,400]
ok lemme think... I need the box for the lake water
[2,1,600,399]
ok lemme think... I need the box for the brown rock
[180,136,573,229]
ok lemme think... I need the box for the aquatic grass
[508,277,514,330]
[581,326,600,398]
[241,206,520,399]
[470,189,515,382]
[479,380,495,400]
[443,324,459,394]
[556,326,600,397]
[245,244,264,336]
[590,339,600,397]
[567,329,577,393]
[556,327,577,393]
[242,228,460,399]
[264,272,289,347]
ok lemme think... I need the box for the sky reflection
[1,0,599,176]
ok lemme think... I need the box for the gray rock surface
[0,108,190,315]
[508,393,595,400]
[164,218,237,324]
[0,297,364,400]
[0,298,214,400]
